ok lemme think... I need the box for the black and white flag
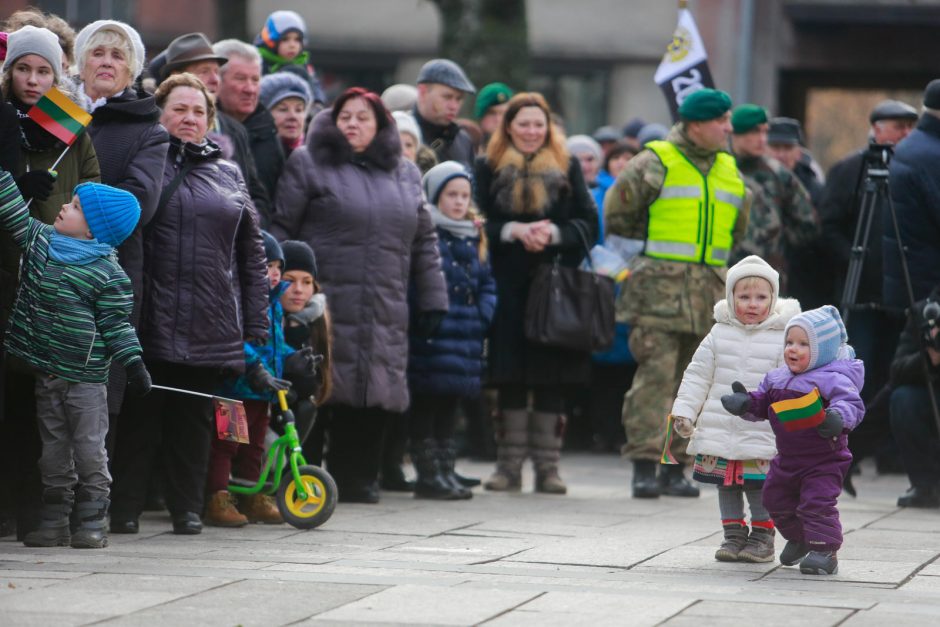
[654,7,716,122]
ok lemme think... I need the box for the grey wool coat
[271,109,447,413]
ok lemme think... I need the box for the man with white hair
[213,39,284,207]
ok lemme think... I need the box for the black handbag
[524,222,616,352]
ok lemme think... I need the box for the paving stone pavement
[1,454,938,625]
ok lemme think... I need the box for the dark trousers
[0,368,42,537]
[587,362,635,450]
[499,385,565,413]
[409,393,460,442]
[326,405,392,491]
[206,399,270,493]
[110,362,219,518]
[847,309,903,403]
[890,385,940,488]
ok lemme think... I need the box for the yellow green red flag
[27,86,92,146]
[771,387,826,432]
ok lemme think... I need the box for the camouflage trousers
[622,326,703,463]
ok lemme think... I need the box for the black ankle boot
[411,439,462,500]
[23,491,73,547]
[71,498,109,549]
[436,440,472,499]
[632,460,660,498]
[658,464,699,497]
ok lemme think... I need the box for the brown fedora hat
[160,33,228,80]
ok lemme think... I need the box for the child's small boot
[436,439,472,499]
[715,521,749,561]
[799,550,838,575]
[238,494,284,524]
[23,490,73,547]
[737,525,775,563]
[204,491,248,527]
[484,409,527,492]
[530,412,567,494]
[411,439,463,500]
[71,498,109,549]
[779,539,810,566]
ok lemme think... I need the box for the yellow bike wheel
[277,464,337,529]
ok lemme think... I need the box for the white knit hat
[2,26,62,84]
[75,20,146,80]
[392,111,422,145]
[725,255,779,314]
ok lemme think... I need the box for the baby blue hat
[784,305,848,370]
[74,182,141,247]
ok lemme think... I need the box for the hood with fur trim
[307,108,401,172]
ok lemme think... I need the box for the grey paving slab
[634,545,777,574]
[764,559,918,585]
[97,580,384,626]
[918,563,940,576]
[846,528,940,551]
[0,610,113,626]
[842,601,940,625]
[0,575,69,593]
[486,590,692,626]
[310,583,538,625]
[664,599,853,626]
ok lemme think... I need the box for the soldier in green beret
[475,82,514,150]
[728,104,820,294]
[605,88,752,499]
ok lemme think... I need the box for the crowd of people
[0,7,938,576]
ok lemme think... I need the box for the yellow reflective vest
[644,140,745,267]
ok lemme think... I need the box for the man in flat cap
[605,88,751,499]
[414,58,477,168]
[728,104,819,293]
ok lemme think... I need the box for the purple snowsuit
[743,358,865,552]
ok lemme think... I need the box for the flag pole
[151,384,241,404]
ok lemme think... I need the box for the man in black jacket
[414,59,477,168]
[889,286,940,508]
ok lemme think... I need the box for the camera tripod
[839,144,940,436]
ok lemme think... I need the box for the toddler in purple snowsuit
[721,305,865,575]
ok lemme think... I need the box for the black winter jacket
[890,288,940,390]
[140,138,269,371]
[239,104,285,209]
[217,111,272,228]
[414,108,476,169]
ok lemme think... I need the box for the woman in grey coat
[272,87,447,504]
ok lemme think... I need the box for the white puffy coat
[671,297,801,460]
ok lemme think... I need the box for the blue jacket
[408,228,497,397]
[593,169,616,241]
[219,281,295,401]
[885,114,940,310]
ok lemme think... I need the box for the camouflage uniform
[605,124,751,463]
[730,155,819,294]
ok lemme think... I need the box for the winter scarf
[47,231,113,265]
[258,47,311,74]
[489,145,569,216]
[430,205,478,239]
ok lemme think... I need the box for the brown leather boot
[204,491,248,527]
[237,494,284,524]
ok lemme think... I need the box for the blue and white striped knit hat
[784,305,849,371]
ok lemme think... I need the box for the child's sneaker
[715,522,749,562]
[737,526,775,563]
[779,539,809,566]
[799,550,838,575]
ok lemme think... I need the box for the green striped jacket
[0,171,142,383]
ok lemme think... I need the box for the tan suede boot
[483,409,528,492]
[237,494,284,524]
[530,412,567,495]
[204,491,248,527]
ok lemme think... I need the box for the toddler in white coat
[671,255,800,563]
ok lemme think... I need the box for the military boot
[411,439,463,500]
[530,412,567,495]
[632,460,660,498]
[714,522,749,562]
[658,464,700,497]
[436,439,472,499]
[23,490,73,548]
[484,409,528,492]
[737,526,775,563]
[71,498,109,549]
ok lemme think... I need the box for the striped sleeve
[94,265,143,367]
[0,169,43,249]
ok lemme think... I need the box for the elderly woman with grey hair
[73,20,169,424]
[259,70,312,157]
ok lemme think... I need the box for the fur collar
[307,108,401,171]
[488,146,570,215]
[713,297,801,330]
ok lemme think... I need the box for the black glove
[721,381,751,416]
[126,360,152,396]
[817,409,844,438]
[246,361,291,394]
[16,170,56,202]
[283,347,321,399]
[414,310,446,339]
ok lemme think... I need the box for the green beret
[731,104,769,134]
[474,82,514,119]
[678,88,733,121]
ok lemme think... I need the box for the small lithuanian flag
[27,86,92,146]
[771,387,826,432]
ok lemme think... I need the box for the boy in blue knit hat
[0,171,152,550]
[721,305,865,575]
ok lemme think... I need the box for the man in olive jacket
[605,89,751,498]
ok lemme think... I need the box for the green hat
[678,88,733,122]
[474,82,514,119]
[731,104,769,134]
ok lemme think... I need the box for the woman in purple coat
[722,305,865,576]
[271,87,447,504]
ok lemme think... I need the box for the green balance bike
[228,389,337,529]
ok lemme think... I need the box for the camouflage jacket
[604,124,751,335]
[730,155,819,282]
